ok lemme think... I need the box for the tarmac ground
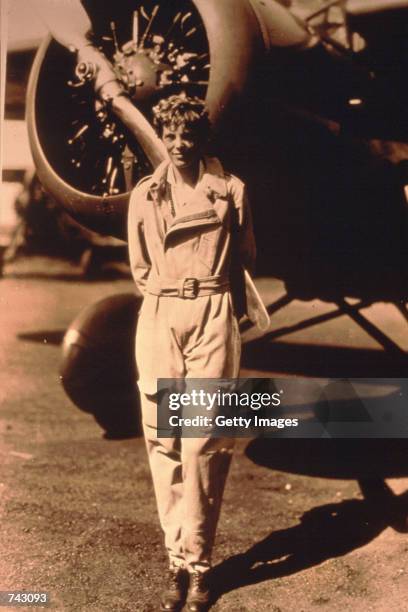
[1,256,408,611]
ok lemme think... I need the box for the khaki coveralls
[128,156,256,573]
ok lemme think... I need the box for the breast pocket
[197,226,222,271]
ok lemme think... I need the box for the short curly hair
[152,92,211,140]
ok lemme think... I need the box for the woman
[128,93,256,612]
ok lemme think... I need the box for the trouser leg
[141,391,235,573]
[178,296,240,573]
[140,391,185,569]
[181,436,234,573]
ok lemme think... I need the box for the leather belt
[146,275,230,299]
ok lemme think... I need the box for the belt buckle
[181,277,199,299]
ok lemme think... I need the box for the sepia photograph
[1,1,408,610]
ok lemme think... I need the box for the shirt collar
[167,159,205,188]
[147,156,228,200]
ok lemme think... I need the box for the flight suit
[128,155,255,573]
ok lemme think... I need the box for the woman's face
[162,124,203,169]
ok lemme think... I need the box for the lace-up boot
[160,567,187,611]
[186,571,210,612]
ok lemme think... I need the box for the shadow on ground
[246,438,408,480]
[211,485,408,605]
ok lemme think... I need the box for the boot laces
[191,571,206,591]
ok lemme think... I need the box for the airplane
[20,0,407,438]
